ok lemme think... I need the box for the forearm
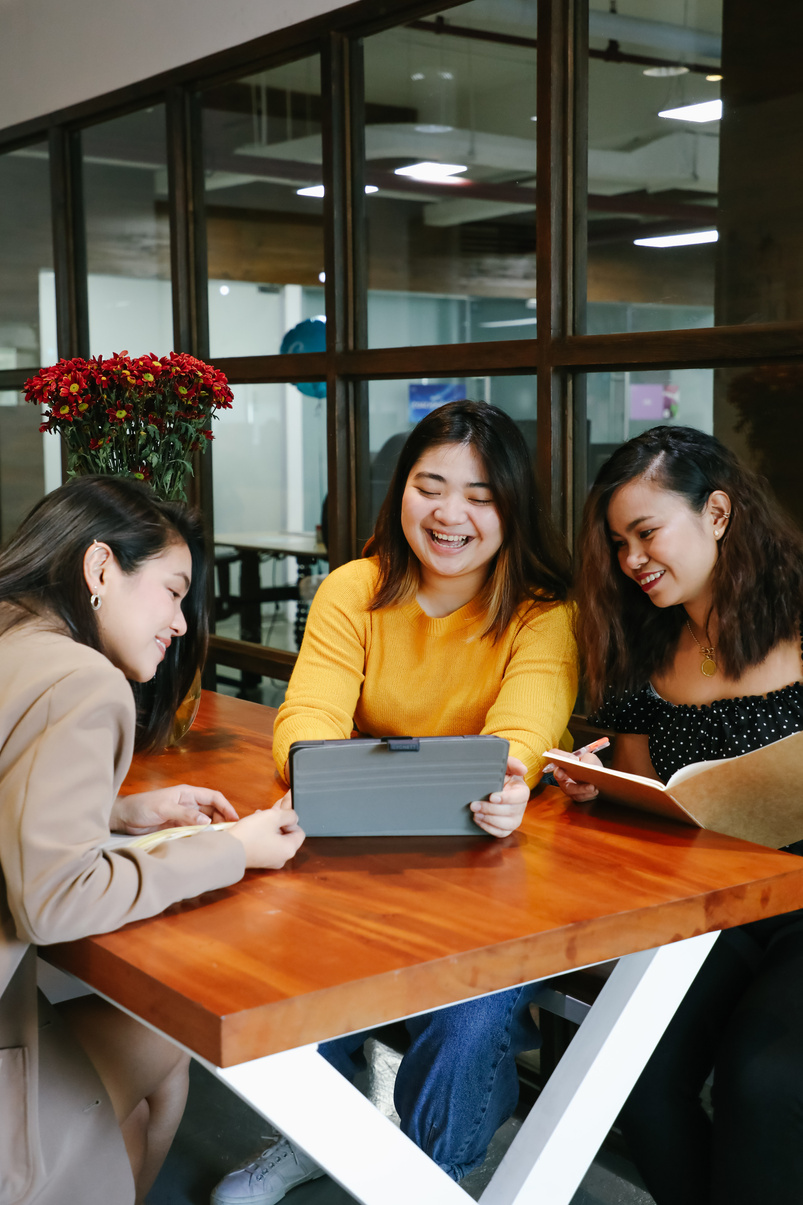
[482,604,579,787]
[273,568,368,778]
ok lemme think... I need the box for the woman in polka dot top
[554,425,803,1205]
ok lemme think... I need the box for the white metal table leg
[213,1044,469,1205]
[479,931,720,1205]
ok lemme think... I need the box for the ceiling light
[530,115,537,122]
[643,65,689,77]
[318,272,326,283]
[481,317,538,329]
[298,184,379,198]
[659,99,722,122]
[634,229,718,248]
[394,162,467,183]
[706,74,723,82]
[219,285,230,295]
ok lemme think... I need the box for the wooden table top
[215,531,328,559]
[45,692,803,1068]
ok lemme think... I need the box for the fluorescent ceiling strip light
[481,317,539,328]
[394,161,467,182]
[634,229,718,248]
[297,185,378,197]
[658,99,722,122]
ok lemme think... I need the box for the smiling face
[606,476,729,615]
[87,539,192,681]
[400,441,504,596]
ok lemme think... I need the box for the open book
[104,820,236,852]
[547,729,803,849]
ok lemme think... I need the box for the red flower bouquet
[24,351,233,501]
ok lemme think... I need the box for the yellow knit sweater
[274,557,578,788]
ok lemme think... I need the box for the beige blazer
[0,613,245,1205]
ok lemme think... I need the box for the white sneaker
[211,1136,324,1205]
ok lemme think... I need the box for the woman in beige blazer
[0,476,305,1205]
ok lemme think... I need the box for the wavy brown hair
[364,400,572,639]
[0,475,208,752]
[576,425,803,709]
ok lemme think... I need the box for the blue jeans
[319,982,544,1180]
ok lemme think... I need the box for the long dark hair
[0,475,208,751]
[365,400,572,639]
[576,425,803,708]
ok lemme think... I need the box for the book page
[545,752,700,825]
[104,820,235,852]
[669,730,803,848]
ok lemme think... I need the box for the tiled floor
[148,1039,652,1205]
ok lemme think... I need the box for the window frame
[1,0,802,681]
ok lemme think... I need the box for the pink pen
[543,735,610,773]
[575,736,611,757]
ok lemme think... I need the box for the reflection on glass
[719,363,803,530]
[82,107,172,356]
[586,0,721,332]
[0,392,46,542]
[212,382,328,657]
[0,143,56,369]
[585,367,713,491]
[201,57,325,358]
[362,375,536,536]
[363,0,538,347]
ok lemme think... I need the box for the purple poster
[630,383,679,421]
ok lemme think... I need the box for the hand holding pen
[543,736,610,803]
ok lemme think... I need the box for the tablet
[288,735,510,837]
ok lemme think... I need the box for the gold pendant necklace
[686,618,717,677]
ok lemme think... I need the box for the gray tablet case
[288,735,510,837]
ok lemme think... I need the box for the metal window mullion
[322,32,357,567]
[49,126,88,362]
[570,0,590,545]
[536,0,572,533]
[167,86,210,359]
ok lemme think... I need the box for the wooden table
[215,530,328,648]
[43,693,803,1205]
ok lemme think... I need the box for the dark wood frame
[3,0,803,681]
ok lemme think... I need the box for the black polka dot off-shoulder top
[590,633,803,785]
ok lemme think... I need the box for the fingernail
[542,763,556,773]
[490,793,501,803]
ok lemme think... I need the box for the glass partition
[0,392,46,543]
[361,374,537,538]
[586,0,721,332]
[362,0,538,347]
[211,381,328,672]
[584,365,714,494]
[201,56,325,358]
[0,142,56,369]
[82,106,172,356]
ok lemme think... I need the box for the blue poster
[408,382,464,424]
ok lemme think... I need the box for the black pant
[619,911,803,1205]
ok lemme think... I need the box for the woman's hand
[229,795,305,869]
[110,786,240,835]
[544,748,604,804]
[470,755,530,838]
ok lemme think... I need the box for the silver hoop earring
[90,594,102,611]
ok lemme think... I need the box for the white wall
[0,0,347,130]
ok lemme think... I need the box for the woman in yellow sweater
[213,400,577,1205]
